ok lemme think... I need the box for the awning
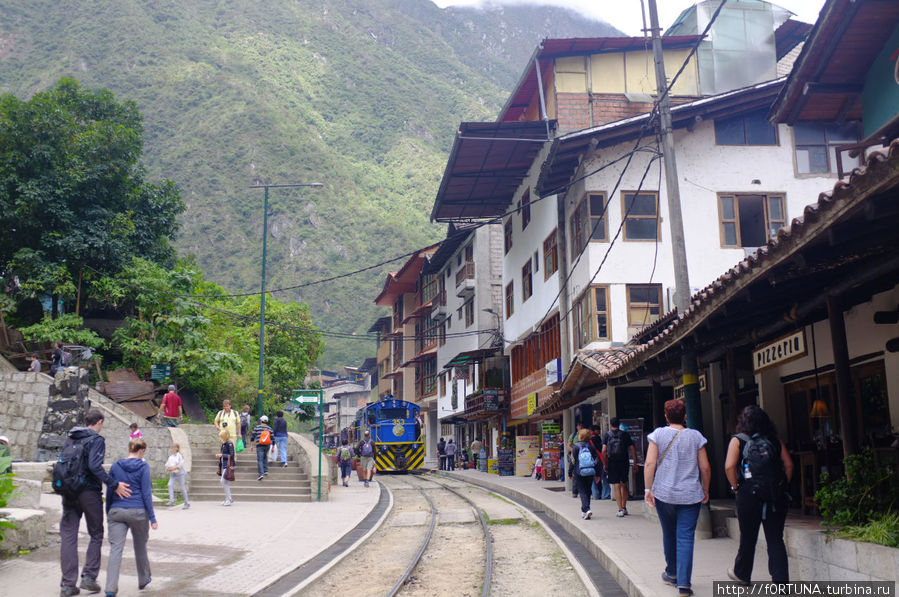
[534,390,584,416]
[444,348,501,369]
[400,349,436,368]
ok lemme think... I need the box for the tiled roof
[569,138,899,385]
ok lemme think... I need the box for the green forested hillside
[0,0,618,368]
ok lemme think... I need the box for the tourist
[129,423,143,440]
[250,415,274,481]
[273,410,289,468]
[725,405,793,584]
[157,385,182,427]
[336,438,354,487]
[573,428,599,520]
[214,400,241,445]
[28,354,41,373]
[644,399,711,597]
[356,431,375,487]
[470,437,483,469]
[603,417,637,517]
[215,429,235,506]
[104,438,157,596]
[437,436,446,470]
[445,438,457,471]
[164,443,190,509]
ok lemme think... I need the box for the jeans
[734,489,789,582]
[447,455,455,470]
[654,498,702,590]
[161,417,179,427]
[591,477,601,500]
[576,474,593,513]
[339,461,352,479]
[168,472,189,504]
[275,435,288,464]
[105,507,151,594]
[256,444,270,475]
[60,490,104,587]
[601,476,612,499]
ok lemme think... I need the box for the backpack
[52,436,91,498]
[737,433,787,503]
[361,440,373,457]
[577,444,595,477]
[338,446,352,462]
[60,350,71,367]
[239,412,250,430]
[606,429,627,459]
[258,428,272,445]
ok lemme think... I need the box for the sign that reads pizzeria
[753,330,807,373]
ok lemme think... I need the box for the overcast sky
[430,0,827,36]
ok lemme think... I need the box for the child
[129,423,143,440]
[165,443,190,509]
[215,430,235,506]
[534,456,543,480]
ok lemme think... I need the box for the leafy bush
[815,449,899,527]
[19,313,105,349]
[838,512,899,548]
[0,451,18,544]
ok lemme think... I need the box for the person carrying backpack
[355,431,376,488]
[251,415,274,481]
[336,438,354,487]
[572,428,599,520]
[603,417,637,517]
[56,409,132,597]
[724,405,793,585]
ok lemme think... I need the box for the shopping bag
[236,438,245,453]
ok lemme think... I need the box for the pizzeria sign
[753,330,807,373]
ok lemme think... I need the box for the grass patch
[838,512,899,547]
[486,491,515,506]
[483,512,520,526]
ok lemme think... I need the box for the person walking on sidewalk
[567,422,584,498]
[157,385,183,428]
[725,405,793,585]
[164,443,189,509]
[251,415,274,481]
[104,438,157,596]
[356,431,376,487]
[603,417,637,517]
[59,409,132,597]
[214,400,242,445]
[337,438,354,487]
[470,437,482,470]
[573,428,599,520]
[644,399,711,597]
[273,410,289,468]
[216,430,235,506]
[239,405,251,450]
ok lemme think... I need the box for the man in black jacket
[60,409,131,597]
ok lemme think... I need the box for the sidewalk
[440,469,766,597]
[0,480,380,596]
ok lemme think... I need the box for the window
[420,273,436,304]
[505,282,514,319]
[504,219,513,254]
[439,373,446,396]
[464,299,474,327]
[392,297,403,330]
[793,122,861,174]
[718,193,786,247]
[464,243,473,263]
[627,284,662,330]
[543,231,558,278]
[533,251,539,273]
[522,260,533,302]
[714,109,777,145]
[511,314,560,383]
[418,357,437,397]
[622,191,659,241]
[573,286,611,348]
[570,192,607,255]
[521,188,531,230]
[439,320,446,346]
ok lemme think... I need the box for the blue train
[345,398,423,472]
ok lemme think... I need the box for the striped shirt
[648,426,707,505]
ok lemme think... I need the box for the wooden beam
[802,82,862,96]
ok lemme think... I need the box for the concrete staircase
[190,446,313,502]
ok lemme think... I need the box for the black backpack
[737,433,787,503]
[606,429,626,459]
[52,436,91,498]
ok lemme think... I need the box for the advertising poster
[515,435,541,476]
[487,458,498,474]
[541,422,563,481]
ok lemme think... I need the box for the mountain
[0,0,620,369]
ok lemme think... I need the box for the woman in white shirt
[164,443,189,509]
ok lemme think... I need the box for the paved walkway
[0,479,380,596]
[439,469,768,597]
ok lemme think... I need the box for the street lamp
[249,182,323,418]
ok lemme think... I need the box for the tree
[0,78,184,314]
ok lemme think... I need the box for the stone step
[190,491,313,503]
[191,466,308,479]
[190,482,311,494]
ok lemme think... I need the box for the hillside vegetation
[0,0,618,368]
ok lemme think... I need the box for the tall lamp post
[249,182,323,418]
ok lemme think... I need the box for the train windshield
[378,408,409,420]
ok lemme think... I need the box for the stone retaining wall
[0,372,51,461]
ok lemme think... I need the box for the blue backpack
[577,445,595,477]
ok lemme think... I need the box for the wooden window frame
[573,285,611,348]
[570,192,608,257]
[626,284,663,329]
[505,281,514,319]
[464,299,474,328]
[521,259,533,302]
[543,230,558,279]
[621,191,660,242]
[713,109,779,146]
[717,193,787,248]
[521,188,531,230]
[504,219,513,254]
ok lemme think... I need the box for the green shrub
[839,512,899,548]
[0,450,18,543]
[815,449,899,527]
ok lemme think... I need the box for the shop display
[515,435,540,476]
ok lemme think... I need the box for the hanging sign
[753,330,807,373]
[526,393,538,416]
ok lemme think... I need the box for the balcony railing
[455,262,475,287]
[433,290,446,307]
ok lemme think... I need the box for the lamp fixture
[810,398,830,418]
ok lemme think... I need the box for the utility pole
[647,0,702,430]
[249,182,323,418]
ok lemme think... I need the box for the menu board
[483,389,500,410]
[542,448,561,481]
[497,448,515,476]
[515,435,541,476]
[619,418,645,466]
[478,447,488,472]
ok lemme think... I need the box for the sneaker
[80,576,101,593]
[282,462,288,468]
[584,510,592,520]
[678,587,693,596]
[105,593,116,597]
[164,501,174,507]
[728,569,750,586]
[343,481,349,487]
[263,471,268,476]
[623,508,629,516]
[223,500,233,506]
[60,586,80,597]
[139,577,151,590]
[661,572,677,586]
[257,474,264,481]
[364,481,369,487]
[616,509,626,518]
[182,503,190,510]
[581,511,587,519]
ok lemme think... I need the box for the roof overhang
[422,224,477,275]
[499,36,704,123]
[374,244,440,305]
[444,348,502,369]
[769,0,899,125]
[430,121,553,222]
[536,78,786,197]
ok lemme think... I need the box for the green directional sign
[151,364,172,381]
[292,389,321,404]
